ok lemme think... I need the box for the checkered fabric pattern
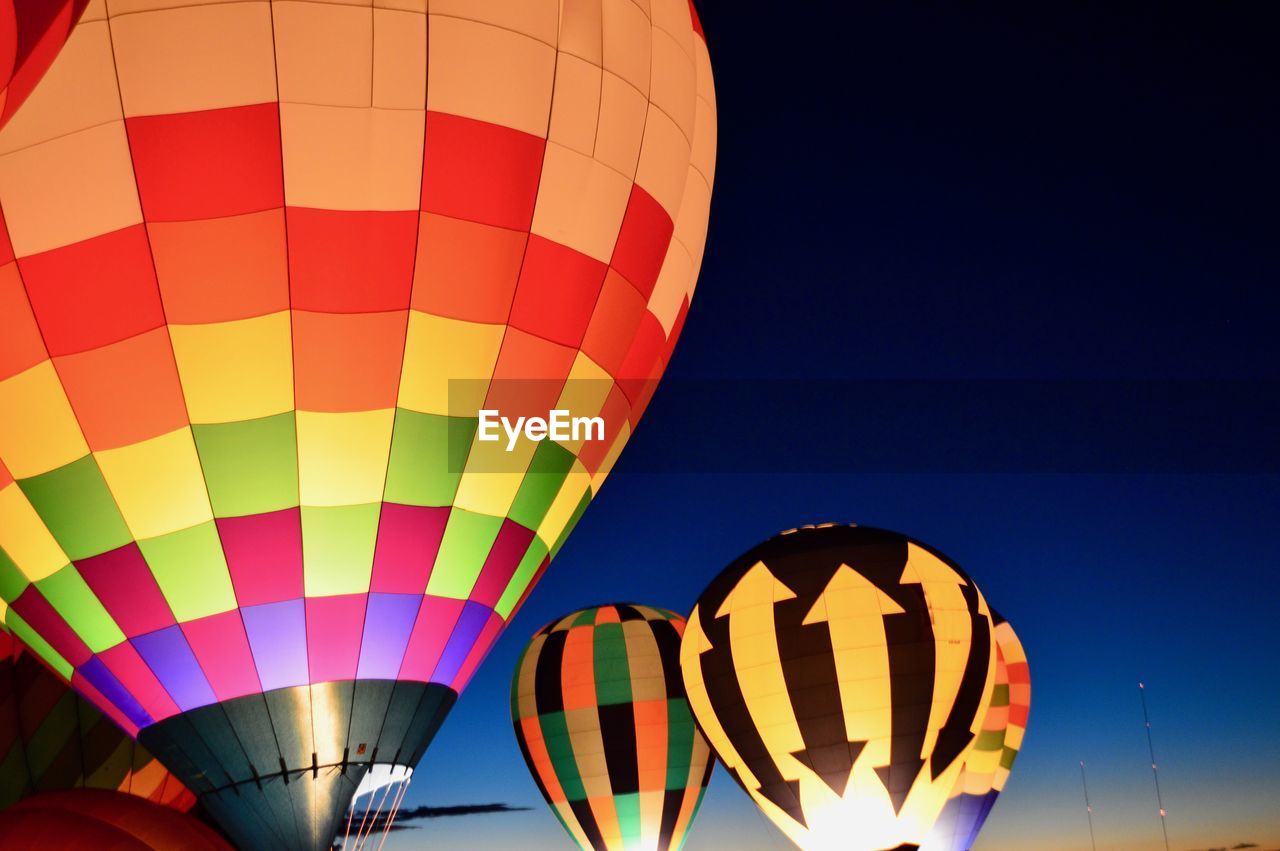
[511,604,713,851]
[0,0,88,128]
[0,0,715,744]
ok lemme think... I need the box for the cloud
[1190,844,1265,851]
[343,803,533,833]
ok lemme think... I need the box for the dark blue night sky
[394,4,1280,849]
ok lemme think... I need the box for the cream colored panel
[107,0,246,12]
[650,0,694,55]
[647,239,691,335]
[594,71,647,178]
[111,2,278,116]
[649,27,696,141]
[559,0,603,65]
[375,0,425,12]
[373,7,427,109]
[426,16,555,137]
[531,142,631,263]
[633,105,689,217]
[274,0,373,108]
[430,0,558,46]
[547,54,602,157]
[0,122,141,257]
[0,21,120,155]
[673,165,712,273]
[281,103,425,211]
[602,0,651,96]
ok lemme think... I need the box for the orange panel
[0,262,46,380]
[412,213,526,324]
[292,310,409,413]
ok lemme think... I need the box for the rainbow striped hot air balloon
[0,628,193,812]
[0,1,715,847]
[0,0,88,129]
[921,614,1030,851]
[512,604,714,851]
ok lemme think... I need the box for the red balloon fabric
[0,1,89,129]
[0,788,230,850]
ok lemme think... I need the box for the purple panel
[242,599,309,690]
[77,656,153,729]
[355,593,421,679]
[132,625,217,712]
[431,601,491,685]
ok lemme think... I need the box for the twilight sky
[386,2,1279,849]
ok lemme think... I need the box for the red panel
[54,327,188,451]
[11,586,91,667]
[305,594,366,684]
[286,208,416,312]
[19,225,165,356]
[610,185,674,300]
[467,520,535,608]
[370,503,449,595]
[0,262,45,380]
[181,610,261,702]
[665,295,691,362]
[581,269,647,379]
[0,206,15,264]
[421,111,545,231]
[76,545,176,638]
[412,213,526,323]
[509,236,607,348]
[293,309,407,412]
[397,596,465,682]
[127,103,284,223]
[217,509,304,607]
[616,311,665,408]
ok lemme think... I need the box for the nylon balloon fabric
[512,604,714,851]
[0,788,230,850]
[0,0,88,129]
[0,629,194,812]
[0,2,715,848]
[921,614,1030,851]
[680,525,997,851]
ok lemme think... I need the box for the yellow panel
[601,0,651,96]
[594,70,647,178]
[373,7,428,110]
[531,142,632,262]
[534,461,590,549]
[281,104,425,211]
[169,311,294,424]
[0,362,89,479]
[546,54,601,156]
[553,353,613,455]
[273,0,373,108]
[96,427,213,539]
[426,15,555,137]
[397,312,504,416]
[451,435,536,518]
[296,409,395,507]
[0,121,142,257]
[0,484,70,581]
[0,21,121,156]
[110,2,278,116]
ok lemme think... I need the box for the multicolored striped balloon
[512,604,714,851]
[922,614,1031,851]
[0,628,193,812]
[0,0,88,128]
[0,1,715,847]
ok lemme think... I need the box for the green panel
[1000,746,1019,770]
[494,536,549,620]
[27,692,78,779]
[572,608,598,627]
[665,698,695,790]
[592,623,631,706]
[424,508,502,599]
[301,504,379,596]
[549,488,593,559]
[383,409,476,507]
[17,456,131,561]
[614,791,642,843]
[539,710,586,801]
[975,728,1006,751]
[0,547,29,603]
[506,441,575,530]
[139,521,236,622]
[35,566,124,652]
[991,683,1010,706]
[192,413,299,517]
[6,611,73,680]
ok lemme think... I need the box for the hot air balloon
[0,628,194,811]
[921,613,1030,851]
[680,524,997,851]
[0,1,716,847]
[512,604,714,850]
[0,788,230,850]
[0,0,88,128]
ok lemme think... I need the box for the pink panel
[98,640,181,722]
[218,508,305,607]
[467,519,535,608]
[182,610,262,701]
[76,544,176,637]
[397,595,464,682]
[370,503,449,594]
[304,594,367,684]
[12,586,91,666]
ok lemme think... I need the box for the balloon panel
[0,1,89,129]
[512,604,714,851]
[0,0,715,739]
[0,629,193,812]
[0,788,230,850]
[680,525,997,851]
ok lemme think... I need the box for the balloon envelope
[0,629,193,812]
[0,788,230,850]
[921,614,1030,851]
[680,525,997,851]
[0,0,88,129]
[0,1,715,847]
[512,604,714,851]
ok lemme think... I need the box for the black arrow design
[875,580,934,814]
[929,579,991,779]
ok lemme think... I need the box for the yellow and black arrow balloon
[680,525,997,851]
